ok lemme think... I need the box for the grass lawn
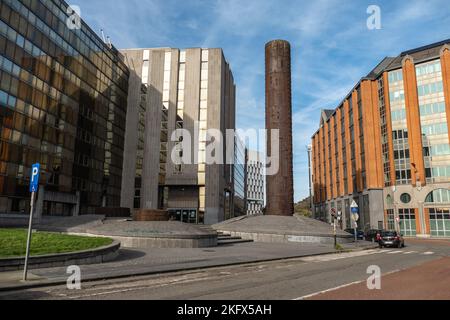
[0,228,113,258]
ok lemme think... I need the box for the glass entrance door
[399,208,417,236]
[429,208,450,237]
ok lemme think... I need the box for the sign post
[23,163,40,281]
[350,200,359,243]
[330,208,337,248]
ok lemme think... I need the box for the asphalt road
[0,239,448,300]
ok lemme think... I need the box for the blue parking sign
[29,163,40,193]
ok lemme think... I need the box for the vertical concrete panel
[120,50,142,209]
[165,49,180,183]
[182,48,201,183]
[205,49,224,224]
[369,190,384,229]
[142,50,164,209]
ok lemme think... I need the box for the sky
[71,0,450,202]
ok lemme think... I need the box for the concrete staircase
[217,231,254,246]
[197,226,254,246]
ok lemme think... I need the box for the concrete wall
[121,48,236,224]
[120,50,142,209]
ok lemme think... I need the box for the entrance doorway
[169,208,198,224]
[399,208,417,237]
[429,208,450,237]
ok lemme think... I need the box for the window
[425,189,450,203]
[399,208,416,236]
[400,193,411,204]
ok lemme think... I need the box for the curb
[0,241,120,272]
[0,244,378,293]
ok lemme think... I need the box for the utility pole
[307,145,313,215]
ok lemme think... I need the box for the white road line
[293,280,364,300]
[388,251,403,254]
[292,269,401,300]
[300,250,380,262]
[423,252,435,255]
[403,251,417,255]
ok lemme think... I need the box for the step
[218,236,242,241]
[217,239,254,246]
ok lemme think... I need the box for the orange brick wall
[441,46,450,146]
[402,57,426,187]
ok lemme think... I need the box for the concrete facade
[312,39,450,238]
[120,48,237,225]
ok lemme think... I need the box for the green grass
[0,229,113,258]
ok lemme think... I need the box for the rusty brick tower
[265,40,294,216]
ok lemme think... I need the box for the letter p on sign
[30,163,40,193]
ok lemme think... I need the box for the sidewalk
[0,241,377,292]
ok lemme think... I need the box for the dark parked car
[379,231,405,248]
[345,229,365,240]
[366,229,383,242]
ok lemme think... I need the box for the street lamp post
[392,186,400,233]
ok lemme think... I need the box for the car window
[382,231,396,237]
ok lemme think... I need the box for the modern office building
[311,39,450,238]
[232,135,247,218]
[120,47,238,225]
[0,0,129,218]
[246,150,265,215]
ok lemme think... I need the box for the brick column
[352,89,363,192]
[402,55,426,187]
[344,99,353,195]
[336,108,345,197]
[440,45,450,145]
[383,72,397,187]
[330,116,337,198]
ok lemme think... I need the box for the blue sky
[71,0,450,201]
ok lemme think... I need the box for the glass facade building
[0,0,129,216]
[312,39,450,238]
[233,135,247,218]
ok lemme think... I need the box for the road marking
[423,252,435,255]
[300,250,380,262]
[387,251,403,254]
[293,280,364,300]
[292,269,401,300]
[403,251,417,255]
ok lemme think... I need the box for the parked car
[379,231,405,248]
[345,228,365,240]
[366,229,383,242]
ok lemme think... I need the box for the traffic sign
[29,163,40,193]
[24,163,40,281]
[352,213,359,222]
[350,200,358,208]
